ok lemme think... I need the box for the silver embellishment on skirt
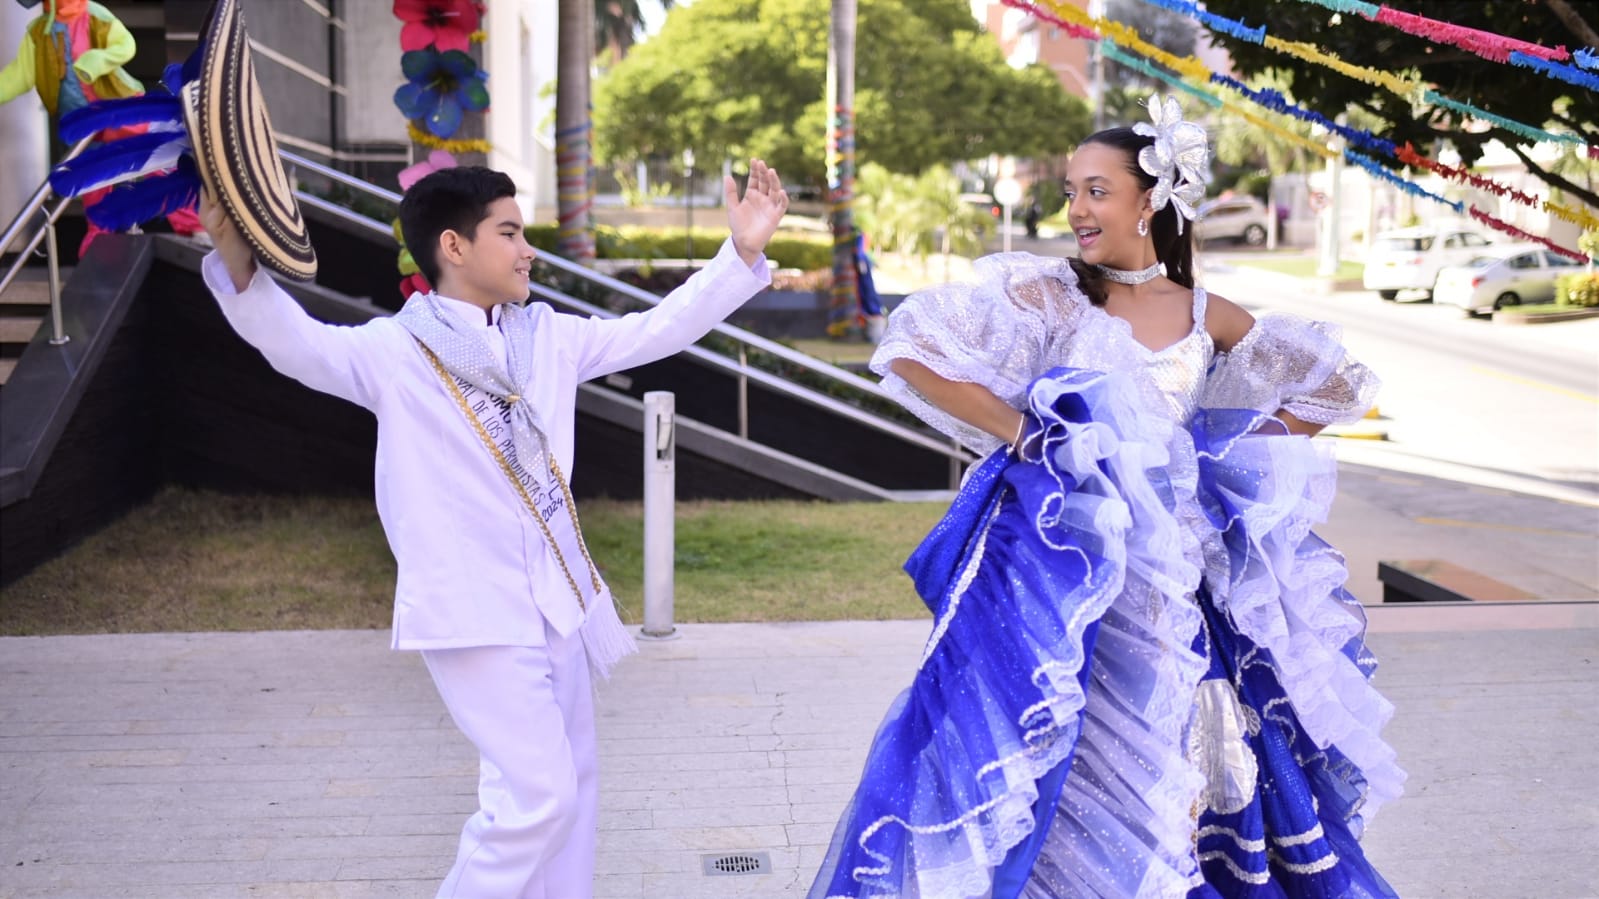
[1189,679,1260,815]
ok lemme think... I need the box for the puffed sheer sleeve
[1202,314,1380,425]
[869,253,1088,453]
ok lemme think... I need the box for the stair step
[1,281,54,307]
[1,267,71,310]
[0,356,15,386]
[0,316,43,345]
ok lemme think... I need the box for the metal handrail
[526,281,966,458]
[291,193,969,465]
[280,150,972,472]
[282,150,404,205]
[0,136,93,346]
[283,148,897,407]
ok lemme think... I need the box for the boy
[199,160,787,897]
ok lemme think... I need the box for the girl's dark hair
[1066,126,1197,306]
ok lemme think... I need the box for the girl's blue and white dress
[811,254,1403,899]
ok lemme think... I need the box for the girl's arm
[890,359,1027,449]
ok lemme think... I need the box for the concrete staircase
[0,267,64,387]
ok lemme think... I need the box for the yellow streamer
[1043,0,1421,106]
[1261,36,1425,101]
[1545,199,1599,232]
[408,122,493,154]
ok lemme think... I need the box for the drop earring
[1137,218,1149,237]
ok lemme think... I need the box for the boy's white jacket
[202,239,770,650]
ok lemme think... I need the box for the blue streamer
[1508,51,1599,91]
[1577,48,1598,70]
[1138,0,1265,44]
[1343,150,1463,213]
[1210,74,1396,156]
[1289,0,1381,16]
[1143,0,1590,150]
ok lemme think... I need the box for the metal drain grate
[702,851,772,876]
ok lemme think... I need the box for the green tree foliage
[854,162,990,263]
[593,0,1091,186]
[1202,0,1599,208]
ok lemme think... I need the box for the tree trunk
[825,0,859,339]
[1546,0,1599,49]
[557,0,596,261]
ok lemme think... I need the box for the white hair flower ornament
[1133,95,1212,233]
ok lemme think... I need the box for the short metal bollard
[641,391,677,638]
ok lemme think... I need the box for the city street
[1198,253,1599,495]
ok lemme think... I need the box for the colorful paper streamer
[1507,50,1599,91]
[407,121,492,154]
[1004,0,1595,263]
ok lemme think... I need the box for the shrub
[526,224,833,270]
[1556,272,1599,308]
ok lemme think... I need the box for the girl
[811,97,1401,899]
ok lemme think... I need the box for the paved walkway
[3,604,1597,899]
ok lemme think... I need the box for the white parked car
[1362,226,1495,300]
[1194,196,1272,247]
[1433,246,1585,315]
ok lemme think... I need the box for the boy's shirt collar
[433,292,501,328]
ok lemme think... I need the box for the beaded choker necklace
[1096,261,1165,285]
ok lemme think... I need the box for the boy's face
[444,196,534,308]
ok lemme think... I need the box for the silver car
[1432,246,1585,315]
[1194,196,1271,247]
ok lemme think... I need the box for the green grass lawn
[786,337,879,367]
[1500,302,1598,316]
[1238,256,1365,281]
[0,488,947,636]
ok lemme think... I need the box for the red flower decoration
[394,0,482,54]
[400,272,433,298]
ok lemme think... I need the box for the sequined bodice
[1136,291,1214,424]
[1063,288,1215,425]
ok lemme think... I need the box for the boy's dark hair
[398,166,518,289]
[1066,126,1198,306]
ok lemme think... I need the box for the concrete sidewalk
[3,604,1597,899]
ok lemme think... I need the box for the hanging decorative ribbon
[1000,0,1595,264]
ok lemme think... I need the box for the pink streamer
[1467,208,1589,264]
[1373,7,1568,64]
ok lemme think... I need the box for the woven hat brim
[187,0,316,282]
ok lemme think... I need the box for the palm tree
[557,0,596,260]
[595,0,673,62]
[825,0,858,336]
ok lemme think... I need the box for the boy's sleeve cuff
[201,250,272,298]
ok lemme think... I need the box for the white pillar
[641,391,676,638]
[1318,145,1343,278]
[0,2,50,251]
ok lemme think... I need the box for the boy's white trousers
[423,627,597,899]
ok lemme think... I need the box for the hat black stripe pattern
[190,0,317,281]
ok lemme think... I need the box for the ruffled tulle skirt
[809,369,1403,899]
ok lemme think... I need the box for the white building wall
[0,1,51,249]
[341,4,407,147]
[485,0,557,221]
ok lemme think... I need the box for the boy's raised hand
[726,158,789,267]
[198,189,258,293]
